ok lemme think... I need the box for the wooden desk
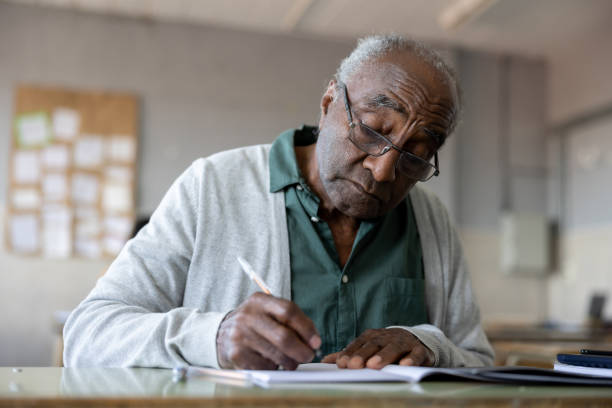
[2,367,612,407]
[486,326,612,367]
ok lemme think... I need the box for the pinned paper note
[75,238,102,259]
[42,205,72,258]
[42,145,70,169]
[74,135,104,168]
[42,173,68,202]
[10,214,39,253]
[52,108,80,141]
[15,112,50,148]
[107,136,135,163]
[13,150,40,184]
[75,216,102,237]
[105,166,133,183]
[104,235,125,256]
[104,215,133,238]
[74,206,98,220]
[102,183,132,212]
[11,188,41,210]
[71,173,99,205]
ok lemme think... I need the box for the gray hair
[335,34,461,138]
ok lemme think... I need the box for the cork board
[5,84,139,258]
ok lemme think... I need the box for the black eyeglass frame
[338,81,440,182]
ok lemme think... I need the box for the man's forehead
[346,58,457,114]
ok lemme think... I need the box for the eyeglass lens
[349,123,436,181]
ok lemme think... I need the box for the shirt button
[296,185,303,191]
[310,216,319,223]
[342,274,349,284]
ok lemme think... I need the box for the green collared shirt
[269,126,428,358]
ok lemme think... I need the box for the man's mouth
[344,178,384,202]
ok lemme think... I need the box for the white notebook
[184,362,612,387]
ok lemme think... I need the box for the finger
[399,345,430,367]
[228,346,277,370]
[257,294,321,349]
[321,352,340,364]
[366,343,406,369]
[336,335,371,367]
[251,314,314,364]
[242,328,300,370]
[346,343,382,369]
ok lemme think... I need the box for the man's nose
[363,149,399,183]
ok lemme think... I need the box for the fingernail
[348,356,364,368]
[338,355,349,366]
[368,355,382,366]
[309,335,322,349]
[402,358,414,366]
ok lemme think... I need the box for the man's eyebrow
[365,94,406,114]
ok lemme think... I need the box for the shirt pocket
[382,277,428,327]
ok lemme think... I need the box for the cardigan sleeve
[63,159,226,368]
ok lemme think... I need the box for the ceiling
[2,0,611,60]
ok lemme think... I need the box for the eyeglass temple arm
[340,82,355,127]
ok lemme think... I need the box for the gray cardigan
[63,144,494,368]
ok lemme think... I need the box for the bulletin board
[5,84,139,259]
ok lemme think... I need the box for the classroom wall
[548,116,612,323]
[454,52,549,323]
[0,2,549,365]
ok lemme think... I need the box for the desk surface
[2,367,612,408]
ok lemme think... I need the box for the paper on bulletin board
[42,205,72,258]
[107,136,135,163]
[75,238,102,259]
[10,214,39,253]
[13,150,41,184]
[71,173,99,205]
[15,112,50,148]
[74,134,104,168]
[11,188,41,210]
[105,165,133,183]
[42,173,68,202]
[42,145,70,169]
[52,108,80,141]
[75,215,101,237]
[104,235,125,256]
[102,182,132,212]
[104,215,132,238]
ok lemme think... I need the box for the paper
[102,183,132,212]
[15,112,50,147]
[71,173,99,205]
[13,150,40,184]
[75,238,102,259]
[52,108,80,141]
[105,166,133,183]
[74,134,104,168]
[10,214,39,253]
[75,217,102,237]
[11,188,41,210]
[104,215,133,238]
[554,363,612,378]
[104,235,126,255]
[42,173,68,202]
[42,205,72,258]
[106,136,135,163]
[42,145,70,169]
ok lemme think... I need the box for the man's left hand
[321,328,434,369]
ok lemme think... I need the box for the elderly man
[64,35,494,370]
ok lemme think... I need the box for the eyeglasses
[339,81,440,182]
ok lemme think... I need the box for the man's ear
[320,79,337,117]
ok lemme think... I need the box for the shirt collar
[269,125,318,193]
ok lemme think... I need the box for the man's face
[316,53,457,220]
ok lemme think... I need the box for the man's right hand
[216,292,321,370]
